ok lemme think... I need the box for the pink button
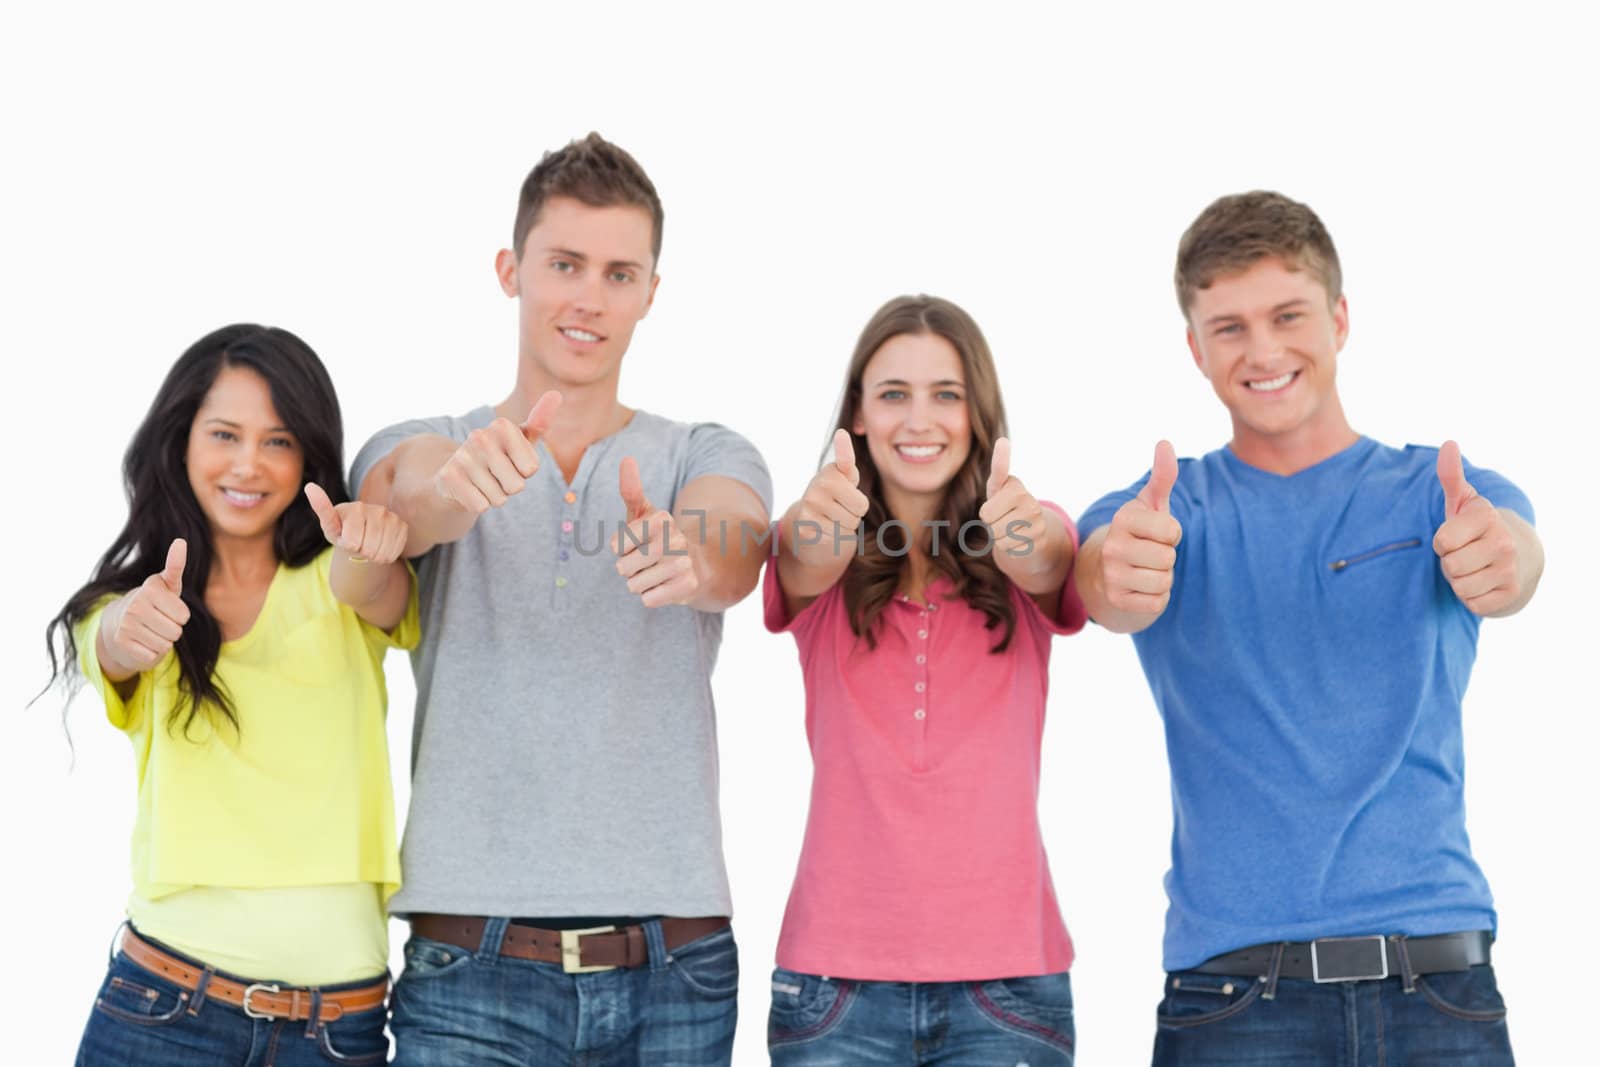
[562,520,574,533]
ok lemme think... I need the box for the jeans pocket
[668,928,739,999]
[768,968,856,1047]
[93,963,190,1027]
[317,1007,390,1065]
[1155,971,1265,1029]
[967,972,1076,1052]
[1416,965,1509,1023]
[400,935,473,981]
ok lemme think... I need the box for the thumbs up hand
[1432,440,1520,615]
[305,483,410,566]
[980,437,1050,581]
[98,538,192,679]
[1099,441,1183,618]
[435,390,561,514]
[791,429,871,567]
[613,457,699,608]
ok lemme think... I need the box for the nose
[571,272,607,317]
[903,396,935,433]
[1245,333,1288,369]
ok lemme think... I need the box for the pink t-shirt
[765,504,1087,981]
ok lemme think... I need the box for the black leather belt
[1192,930,1491,983]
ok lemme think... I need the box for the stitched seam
[1156,979,1264,1029]
[1417,978,1507,1022]
[769,981,857,1045]
[967,983,1075,1052]
[94,990,189,1027]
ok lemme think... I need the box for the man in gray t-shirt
[352,134,770,1066]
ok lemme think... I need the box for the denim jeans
[74,940,388,1066]
[390,918,738,1066]
[768,967,1075,1065]
[1151,963,1513,1065]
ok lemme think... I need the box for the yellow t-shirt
[78,548,418,983]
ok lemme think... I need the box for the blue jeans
[390,918,738,1066]
[75,940,388,1066]
[1151,964,1514,1065]
[768,967,1075,1065]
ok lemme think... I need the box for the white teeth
[897,445,943,458]
[1247,371,1296,391]
[222,489,265,504]
[562,328,600,342]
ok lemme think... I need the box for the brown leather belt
[410,914,729,974]
[119,927,388,1022]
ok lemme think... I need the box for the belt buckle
[241,981,282,1019]
[1311,935,1389,983]
[560,926,617,974]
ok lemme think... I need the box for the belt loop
[1392,935,1417,994]
[475,917,510,963]
[303,989,323,1038]
[188,966,214,1017]
[1261,942,1287,1001]
[108,920,131,966]
[642,919,669,973]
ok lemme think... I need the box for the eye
[608,270,634,284]
[266,436,297,450]
[211,429,237,442]
[879,389,907,401]
[1214,323,1242,337]
[551,259,575,274]
[1277,311,1303,325]
[936,390,964,402]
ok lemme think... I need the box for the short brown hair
[1175,191,1341,315]
[511,132,664,264]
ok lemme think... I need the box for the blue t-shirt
[1078,437,1534,971]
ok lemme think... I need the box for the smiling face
[851,331,973,515]
[185,364,304,545]
[1186,255,1355,468]
[496,195,660,392]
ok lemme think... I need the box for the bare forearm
[329,552,411,629]
[775,502,855,602]
[998,508,1074,598]
[373,436,478,555]
[682,512,768,612]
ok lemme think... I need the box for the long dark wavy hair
[834,295,1017,651]
[44,324,350,736]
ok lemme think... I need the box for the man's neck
[496,365,632,483]
[1228,416,1361,476]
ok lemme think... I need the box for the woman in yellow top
[45,324,419,1067]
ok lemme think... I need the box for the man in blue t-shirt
[1076,191,1544,1065]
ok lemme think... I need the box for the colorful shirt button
[555,577,568,588]
[564,491,577,504]
[913,709,926,720]
[562,520,574,533]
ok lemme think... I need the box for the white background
[2,3,1594,1063]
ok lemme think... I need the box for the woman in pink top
[765,295,1086,1065]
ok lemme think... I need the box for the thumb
[1136,440,1178,512]
[161,538,187,594]
[619,456,652,520]
[521,390,563,442]
[986,437,1012,499]
[832,428,858,485]
[1437,440,1477,516]
[303,482,342,541]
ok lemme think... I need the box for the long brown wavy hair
[833,295,1017,651]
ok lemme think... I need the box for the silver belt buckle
[1311,935,1389,983]
[241,981,282,1019]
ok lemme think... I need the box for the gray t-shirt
[351,407,772,918]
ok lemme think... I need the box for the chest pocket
[1327,536,1425,575]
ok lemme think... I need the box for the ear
[1186,327,1208,377]
[639,271,661,319]
[495,248,519,298]
[1331,293,1350,352]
